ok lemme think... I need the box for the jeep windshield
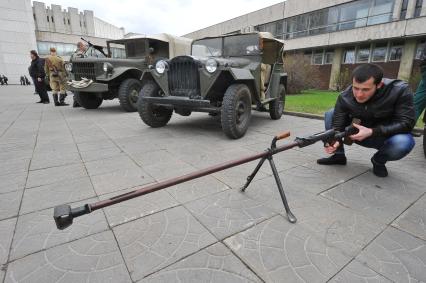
[107,39,147,59]
[191,38,222,57]
[223,34,260,56]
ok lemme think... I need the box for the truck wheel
[74,92,103,109]
[137,82,172,128]
[269,84,285,120]
[221,84,252,139]
[118,78,142,112]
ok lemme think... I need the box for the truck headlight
[103,62,113,73]
[65,63,72,72]
[205,58,218,73]
[155,60,167,74]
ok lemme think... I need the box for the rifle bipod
[241,132,297,223]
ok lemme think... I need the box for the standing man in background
[29,50,50,104]
[45,47,68,106]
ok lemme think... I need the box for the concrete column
[393,0,404,20]
[406,0,417,19]
[398,39,417,81]
[329,47,343,90]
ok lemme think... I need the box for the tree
[283,53,320,94]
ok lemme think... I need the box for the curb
[284,111,424,136]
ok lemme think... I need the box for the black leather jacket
[332,79,415,137]
[28,57,46,79]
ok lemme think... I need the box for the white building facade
[185,0,426,89]
[0,0,125,83]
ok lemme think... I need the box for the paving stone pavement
[0,86,425,282]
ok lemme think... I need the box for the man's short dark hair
[352,63,384,85]
[30,50,38,57]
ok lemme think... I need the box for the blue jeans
[324,109,415,164]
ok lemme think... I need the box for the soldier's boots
[59,93,69,106]
[53,93,69,106]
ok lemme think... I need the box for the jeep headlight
[65,63,72,72]
[155,60,167,74]
[103,62,113,73]
[205,58,218,73]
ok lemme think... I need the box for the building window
[47,16,49,22]
[389,43,403,61]
[68,19,70,25]
[400,0,408,19]
[368,0,395,25]
[344,49,355,63]
[357,46,371,62]
[282,0,395,40]
[415,41,426,59]
[312,51,323,64]
[372,44,387,62]
[414,0,423,17]
[324,51,334,64]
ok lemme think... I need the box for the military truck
[137,32,287,139]
[66,34,192,111]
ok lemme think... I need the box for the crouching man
[317,64,416,177]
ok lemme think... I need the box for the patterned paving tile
[5,230,131,283]
[322,172,424,224]
[141,242,261,283]
[392,194,426,240]
[11,198,108,260]
[224,215,351,283]
[0,190,23,221]
[25,163,87,189]
[113,206,217,281]
[101,188,178,227]
[357,227,426,283]
[185,188,277,240]
[243,176,386,257]
[90,167,155,195]
[0,218,16,264]
[329,260,392,283]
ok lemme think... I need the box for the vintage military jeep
[66,34,192,111]
[137,32,287,139]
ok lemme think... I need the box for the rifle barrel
[90,141,300,211]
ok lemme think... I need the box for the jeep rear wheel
[74,91,103,109]
[269,84,286,120]
[137,82,173,128]
[118,78,142,112]
[221,84,252,139]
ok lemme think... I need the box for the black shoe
[371,157,388,177]
[36,100,43,103]
[42,101,50,104]
[59,102,69,106]
[317,154,347,165]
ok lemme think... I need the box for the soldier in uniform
[70,42,87,107]
[45,47,68,106]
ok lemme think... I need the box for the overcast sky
[35,0,283,36]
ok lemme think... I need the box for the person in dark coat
[24,75,31,85]
[317,64,415,177]
[28,50,50,104]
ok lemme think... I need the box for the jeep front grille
[73,62,98,80]
[168,57,200,97]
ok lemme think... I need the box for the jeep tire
[137,82,173,128]
[221,84,252,139]
[74,91,103,109]
[118,78,142,112]
[269,84,285,120]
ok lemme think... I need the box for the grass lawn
[286,89,425,128]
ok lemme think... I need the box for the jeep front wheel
[74,91,103,109]
[137,82,173,128]
[221,84,252,139]
[269,84,286,120]
[118,78,142,112]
